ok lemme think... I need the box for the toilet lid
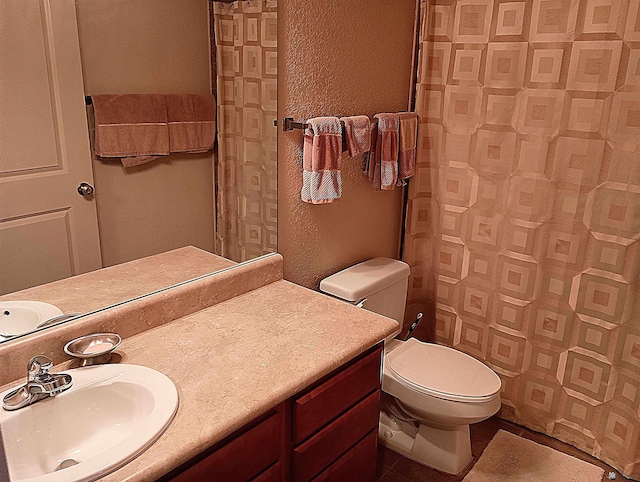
[386,338,502,402]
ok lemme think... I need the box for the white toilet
[320,258,502,474]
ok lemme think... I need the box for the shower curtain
[404,1,640,478]
[212,0,278,262]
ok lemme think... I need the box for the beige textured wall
[76,0,215,266]
[278,0,416,289]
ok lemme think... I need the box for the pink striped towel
[340,115,371,157]
[301,117,343,204]
[398,112,417,181]
[92,94,169,167]
[373,113,400,190]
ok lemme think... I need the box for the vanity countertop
[0,246,235,315]
[99,278,398,481]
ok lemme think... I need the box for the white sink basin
[0,364,179,482]
[0,301,63,339]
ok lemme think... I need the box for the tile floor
[375,416,633,482]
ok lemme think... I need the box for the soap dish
[64,333,122,366]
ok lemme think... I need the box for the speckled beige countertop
[0,246,235,315]
[98,279,398,481]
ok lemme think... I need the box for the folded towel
[301,117,343,204]
[373,113,400,190]
[92,94,169,167]
[398,112,418,181]
[165,94,216,153]
[340,115,371,157]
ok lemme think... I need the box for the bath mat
[463,429,604,482]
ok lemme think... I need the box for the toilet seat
[386,338,501,403]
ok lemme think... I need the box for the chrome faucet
[2,355,73,411]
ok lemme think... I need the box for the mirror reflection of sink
[0,301,63,340]
[0,364,179,482]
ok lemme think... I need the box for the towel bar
[281,117,308,131]
[280,116,379,132]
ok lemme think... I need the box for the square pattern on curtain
[212,0,277,262]
[405,1,640,479]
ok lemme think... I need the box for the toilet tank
[319,258,410,327]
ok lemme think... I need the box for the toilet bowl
[319,258,502,475]
[379,338,501,473]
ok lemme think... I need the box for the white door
[0,0,102,295]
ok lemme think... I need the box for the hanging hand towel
[340,115,371,157]
[301,117,343,204]
[165,94,216,153]
[398,112,418,181]
[363,121,381,189]
[92,94,169,167]
[373,113,400,190]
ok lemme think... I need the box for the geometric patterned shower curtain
[212,0,278,262]
[403,1,640,479]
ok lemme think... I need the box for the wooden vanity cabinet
[166,345,383,482]
[291,346,382,481]
[167,406,286,482]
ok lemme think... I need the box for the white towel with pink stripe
[301,117,343,204]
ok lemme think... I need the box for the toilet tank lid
[319,258,410,302]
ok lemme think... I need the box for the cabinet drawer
[312,429,377,482]
[251,461,282,482]
[293,390,380,482]
[172,411,280,482]
[294,346,382,444]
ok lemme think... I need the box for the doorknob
[77,182,95,196]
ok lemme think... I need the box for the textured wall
[278,0,417,289]
[76,0,215,267]
[405,0,640,478]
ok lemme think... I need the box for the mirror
[0,0,277,341]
